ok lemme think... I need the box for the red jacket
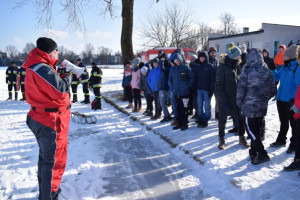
[294,85,300,119]
[274,45,286,66]
[23,48,71,109]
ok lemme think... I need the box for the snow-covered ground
[0,66,299,200]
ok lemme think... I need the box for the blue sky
[1,0,300,54]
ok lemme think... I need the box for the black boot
[7,93,12,100]
[228,127,238,133]
[72,95,78,103]
[283,159,300,171]
[15,93,18,100]
[20,92,26,101]
[251,152,270,165]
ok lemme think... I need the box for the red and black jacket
[22,48,72,108]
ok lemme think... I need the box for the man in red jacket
[23,37,72,200]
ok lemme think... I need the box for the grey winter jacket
[236,48,276,118]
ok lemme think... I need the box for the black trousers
[276,100,296,147]
[175,95,189,126]
[133,88,141,109]
[21,84,25,93]
[153,91,162,116]
[145,94,154,112]
[8,84,17,92]
[93,87,101,99]
[82,82,89,96]
[71,84,78,95]
[218,104,245,138]
[124,86,133,103]
[245,117,267,155]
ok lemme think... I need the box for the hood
[169,53,183,64]
[262,49,269,57]
[23,48,57,69]
[279,44,287,51]
[197,51,208,64]
[246,48,264,66]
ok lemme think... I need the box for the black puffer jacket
[214,55,241,113]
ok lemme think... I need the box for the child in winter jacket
[122,61,133,109]
[130,58,142,112]
[140,66,153,116]
[270,45,300,153]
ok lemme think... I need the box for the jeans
[159,90,170,117]
[197,90,211,122]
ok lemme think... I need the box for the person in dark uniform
[89,62,103,110]
[6,61,19,100]
[76,58,90,104]
[18,63,26,101]
[69,61,80,103]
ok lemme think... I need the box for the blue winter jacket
[148,66,161,92]
[169,55,195,96]
[272,60,300,102]
[158,60,170,91]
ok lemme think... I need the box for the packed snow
[0,66,299,200]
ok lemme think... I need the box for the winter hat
[131,57,141,65]
[76,58,82,62]
[91,61,96,66]
[198,51,207,58]
[208,47,217,54]
[36,37,57,53]
[284,45,299,59]
[190,54,197,61]
[141,66,148,74]
[227,43,242,59]
[152,57,159,64]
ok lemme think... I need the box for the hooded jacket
[236,48,276,118]
[194,51,215,92]
[273,60,300,102]
[262,49,276,70]
[274,45,286,66]
[168,53,195,96]
[22,48,72,109]
[214,55,241,112]
[148,64,161,92]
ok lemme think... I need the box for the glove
[291,104,300,113]
[224,102,232,110]
[208,91,213,98]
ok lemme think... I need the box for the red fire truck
[139,47,197,63]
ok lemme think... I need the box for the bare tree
[5,45,19,58]
[219,12,239,35]
[139,3,196,49]
[13,0,161,65]
[23,42,36,57]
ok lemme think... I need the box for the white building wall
[208,23,300,58]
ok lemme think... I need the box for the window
[216,44,220,52]
[274,41,279,57]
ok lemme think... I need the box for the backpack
[91,99,101,110]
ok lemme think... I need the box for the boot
[215,112,219,120]
[218,138,225,150]
[239,136,250,148]
[137,106,142,112]
[171,120,179,126]
[15,93,18,100]
[126,103,133,109]
[283,159,300,171]
[7,93,12,100]
[249,149,257,163]
[132,106,138,112]
[81,95,90,104]
[20,93,26,101]
[72,95,78,103]
[251,153,270,165]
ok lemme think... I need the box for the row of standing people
[122,43,300,167]
[5,58,103,110]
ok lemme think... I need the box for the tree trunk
[121,0,134,64]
